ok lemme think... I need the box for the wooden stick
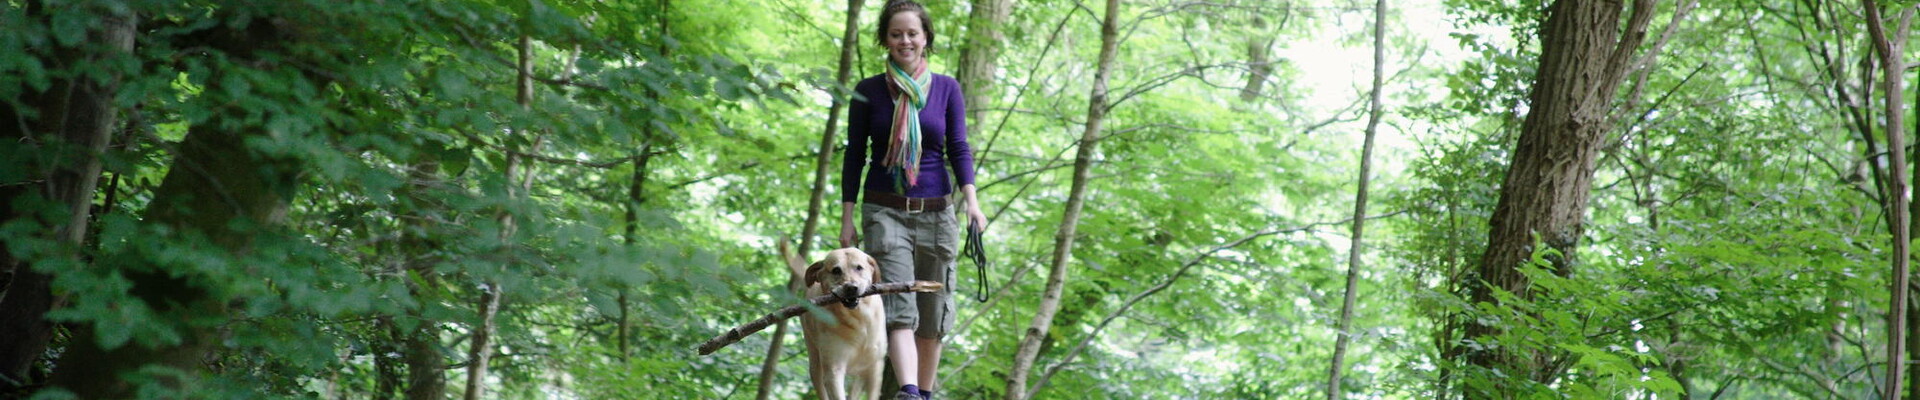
[697,281,944,355]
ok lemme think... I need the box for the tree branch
[664,161,762,191]
[977,10,1074,164]
[1024,210,1411,398]
[1106,63,1237,112]
[516,148,675,169]
[695,280,945,355]
[1598,0,1659,103]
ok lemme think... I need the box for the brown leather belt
[864,191,949,212]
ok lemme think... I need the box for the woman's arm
[959,183,983,231]
[945,77,986,231]
[841,81,873,248]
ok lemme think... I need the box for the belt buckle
[906,198,925,213]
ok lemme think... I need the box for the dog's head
[805,248,880,308]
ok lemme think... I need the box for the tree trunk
[970,13,1073,167]
[1239,15,1280,102]
[617,288,632,360]
[375,318,403,400]
[1453,0,1656,392]
[389,304,447,400]
[801,0,862,262]
[1795,1,1891,396]
[0,3,134,388]
[758,0,865,398]
[50,91,256,393]
[1666,320,1691,398]
[399,163,448,400]
[957,0,1012,128]
[1327,0,1388,397]
[1021,218,1372,398]
[1002,0,1121,399]
[624,0,672,364]
[402,328,446,400]
[1909,50,1920,400]
[44,9,311,396]
[620,144,653,363]
[466,32,536,400]
[1862,2,1913,399]
[1797,6,1900,396]
[463,285,501,400]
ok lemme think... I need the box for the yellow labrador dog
[792,248,887,400]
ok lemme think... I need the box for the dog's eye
[832,267,842,274]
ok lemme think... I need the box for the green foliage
[3,0,788,396]
[1,0,1908,398]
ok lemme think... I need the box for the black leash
[961,224,988,302]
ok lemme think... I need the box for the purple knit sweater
[842,72,975,203]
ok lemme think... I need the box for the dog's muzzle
[832,283,863,308]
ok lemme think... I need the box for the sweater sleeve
[945,76,976,187]
[842,81,871,204]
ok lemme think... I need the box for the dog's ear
[804,260,826,287]
[865,253,882,283]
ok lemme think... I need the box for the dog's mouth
[832,282,864,309]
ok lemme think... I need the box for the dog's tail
[778,237,807,293]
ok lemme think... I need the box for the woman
[838,1,985,399]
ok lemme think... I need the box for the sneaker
[892,389,925,400]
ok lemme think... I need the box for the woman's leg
[911,207,960,394]
[889,329,919,387]
[864,204,923,391]
[916,337,943,390]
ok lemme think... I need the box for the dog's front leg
[824,363,851,400]
[802,327,831,400]
[855,359,883,400]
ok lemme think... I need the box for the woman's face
[885,12,925,66]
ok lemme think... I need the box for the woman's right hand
[839,223,857,249]
[838,202,858,248]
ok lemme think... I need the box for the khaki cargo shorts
[860,202,958,339]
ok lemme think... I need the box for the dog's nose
[833,283,862,308]
[833,283,861,298]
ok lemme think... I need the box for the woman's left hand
[965,204,987,233]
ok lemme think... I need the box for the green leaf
[50,9,88,46]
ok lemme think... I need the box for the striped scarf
[882,58,931,191]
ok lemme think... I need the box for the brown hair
[875,1,935,54]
